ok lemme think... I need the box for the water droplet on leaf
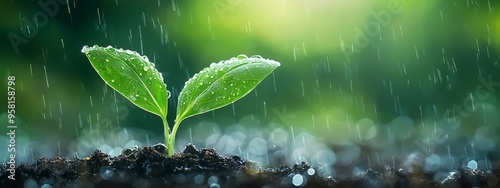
[237,54,248,60]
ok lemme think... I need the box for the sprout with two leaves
[81,45,280,156]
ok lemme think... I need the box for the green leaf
[81,45,168,119]
[176,54,280,122]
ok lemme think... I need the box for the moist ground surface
[1,144,499,188]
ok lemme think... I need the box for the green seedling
[81,45,280,156]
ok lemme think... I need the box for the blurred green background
[1,0,499,159]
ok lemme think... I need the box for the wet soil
[1,144,499,188]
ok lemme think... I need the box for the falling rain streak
[43,65,49,88]
[4,1,500,186]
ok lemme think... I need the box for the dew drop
[105,59,109,62]
[237,54,248,60]
[251,55,263,58]
[144,66,149,71]
[211,91,215,94]
[111,79,115,82]
[130,95,137,101]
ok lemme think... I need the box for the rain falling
[1,0,500,187]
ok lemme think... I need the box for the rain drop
[236,54,248,60]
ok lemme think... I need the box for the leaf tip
[267,59,281,67]
[81,45,90,53]
[249,54,281,68]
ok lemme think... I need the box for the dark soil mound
[1,144,498,187]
